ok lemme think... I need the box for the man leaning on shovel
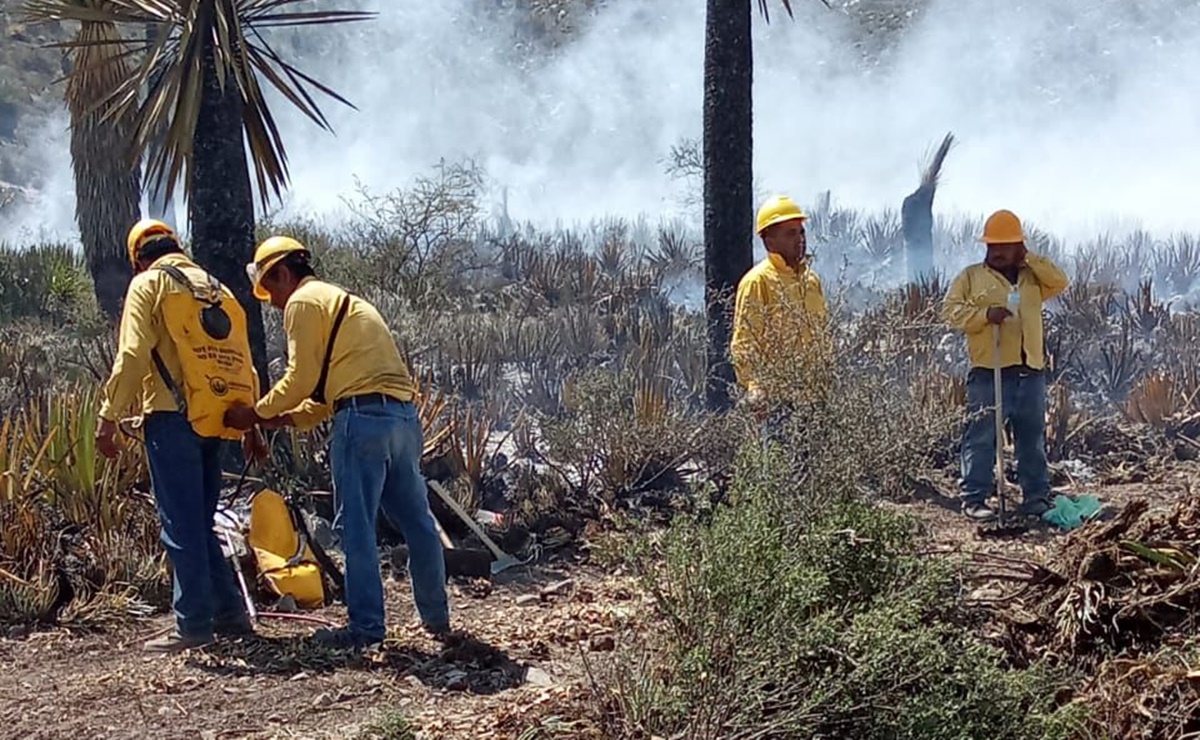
[942,209,1068,522]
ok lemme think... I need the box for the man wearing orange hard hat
[730,194,829,419]
[942,209,1068,522]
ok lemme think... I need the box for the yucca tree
[706,0,823,411]
[24,0,373,386]
[49,3,142,322]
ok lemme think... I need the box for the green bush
[0,243,96,325]
[606,440,1083,740]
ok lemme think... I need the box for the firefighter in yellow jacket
[224,237,449,648]
[731,195,829,416]
[96,219,264,653]
[943,209,1069,521]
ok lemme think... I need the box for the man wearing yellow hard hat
[942,209,1069,521]
[224,236,450,648]
[730,194,829,416]
[96,219,264,652]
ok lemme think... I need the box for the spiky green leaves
[23,0,374,208]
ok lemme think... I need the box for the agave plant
[23,0,375,386]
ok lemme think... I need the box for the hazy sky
[4,0,1198,245]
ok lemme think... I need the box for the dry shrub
[1081,645,1200,740]
[981,496,1200,737]
[993,498,1200,670]
[543,367,702,510]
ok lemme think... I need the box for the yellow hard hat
[247,236,309,301]
[980,209,1025,245]
[756,195,807,235]
[126,218,177,265]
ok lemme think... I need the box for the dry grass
[0,162,1199,695]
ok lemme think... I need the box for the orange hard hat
[980,210,1025,245]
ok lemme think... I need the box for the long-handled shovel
[993,324,1009,527]
[980,324,1026,538]
[428,480,531,575]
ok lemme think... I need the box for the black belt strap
[311,293,351,405]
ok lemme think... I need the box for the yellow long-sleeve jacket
[99,253,261,421]
[255,277,417,430]
[941,253,1069,370]
[730,252,829,397]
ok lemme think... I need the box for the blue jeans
[330,399,449,641]
[960,367,1051,507]
[144,412,247,639]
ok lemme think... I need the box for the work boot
[143,631,213,654]
[962,502,997,522]
[422,621,454,643]
[214,615,255,638]
[1018,498,1052,518]
[312,627,381,651]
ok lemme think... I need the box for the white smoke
[4,0,1200,246]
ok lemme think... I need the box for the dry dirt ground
[2,468,1194,740]
[0,558,637,740]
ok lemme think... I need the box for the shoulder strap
[311,293,352,405]
[156,263,221,305]
[151,349,187,414]
[147,266,191,414]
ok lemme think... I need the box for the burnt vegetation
[3,160,1200,735]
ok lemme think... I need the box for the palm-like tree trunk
[703,0,755,412]
[67,20,140,322]
[902,132,954,284]
[190,33,269,389]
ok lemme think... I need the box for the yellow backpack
[246,488,326,609]
[152,264,256,440]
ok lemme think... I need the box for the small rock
[275,595,299,613]
[515,594,540,607]
[524,666,555,687]
[589,634,616,652]
[288,671,308,682]
[444,670,470,691]
[7,624,30,640]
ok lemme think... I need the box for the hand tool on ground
[214,506,258,622]
[392,514,493,579]
[432,514,492,578]
[427,479,530,575]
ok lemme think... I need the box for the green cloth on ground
[1041,495,1102,530]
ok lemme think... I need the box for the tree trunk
[67,23,140,322]
[901,187,935,283]
[703,0,755,412]
[903,133,955,284]
[190,34,270,390]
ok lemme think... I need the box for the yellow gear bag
[152,264,256,441]
[246,488,325,609]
